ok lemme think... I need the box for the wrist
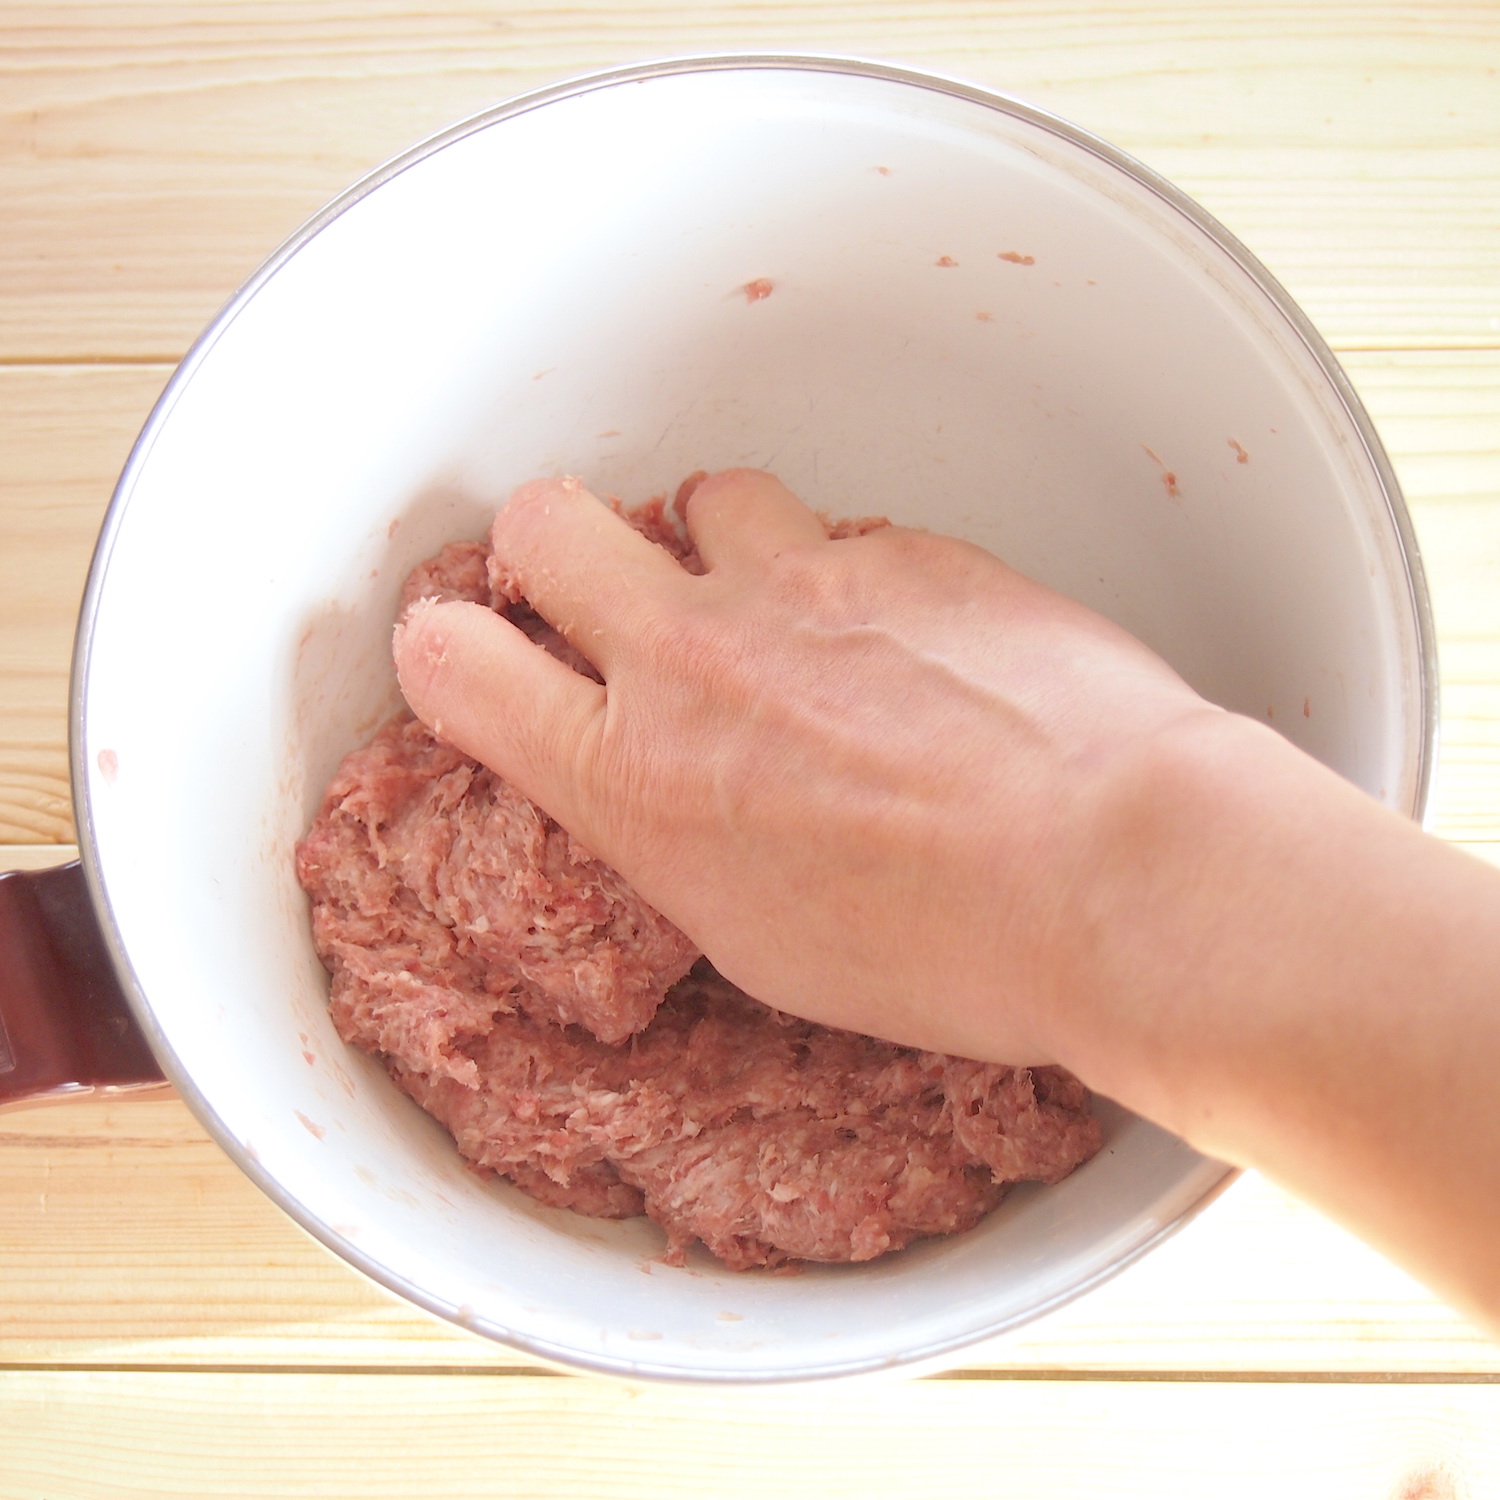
[1043,707,1317,1121]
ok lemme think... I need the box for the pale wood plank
[1345,351,1500,842]
[0,366,171,841]
[1,1370,1496,1500]
[0,843,77,870]
[0,0,1496,1471]
[0,1095,519,1371]
[4,355,1496,847]
[2,1,1497,358]
[0,1095,1493,1373]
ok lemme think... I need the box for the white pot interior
[77,62,1428,1381]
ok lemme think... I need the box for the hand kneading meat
[296,488,1102,1270]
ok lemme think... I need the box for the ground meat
[297,715,699,1048]
[296,484,1102,1268]
[393,966,1099,1269]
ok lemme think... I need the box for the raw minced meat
[297,714,698,1050]
[296,484,1102,1268]
[395,965,1100,1269]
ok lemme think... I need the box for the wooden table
[3,5,1498,1495]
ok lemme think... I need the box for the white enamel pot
[7,57,1436,1382]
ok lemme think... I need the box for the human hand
[393,468,1220,1064]
[394,466,1500,1327]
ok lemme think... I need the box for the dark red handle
[0,860,166,1107]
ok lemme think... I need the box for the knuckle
[761,544,863,622]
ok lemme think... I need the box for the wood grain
[3,353,1496,848]
[0,365,170,840]
[0,843,77,871]
[1,1370,1496,1500]
[2,2,1497,359]
[1345,352,1500,842]
[0,1094,1493,1375]
[3,8,1500,1487]
[0,827,1492,1378]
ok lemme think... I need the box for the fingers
[682,468,829,571]
[490,476,693,675]
[393,598,605,834]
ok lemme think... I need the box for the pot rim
[67,52,1436,1384]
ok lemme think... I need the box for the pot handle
[0,860,166,1108]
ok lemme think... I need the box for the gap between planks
[2,1362,1500,1384]
[0,347,1495,370]
[0,356,182,368]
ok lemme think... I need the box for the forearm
[1054,712,1500,1328]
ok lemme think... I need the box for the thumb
[393,598,607,837]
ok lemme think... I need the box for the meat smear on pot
[296,487,1102,1270]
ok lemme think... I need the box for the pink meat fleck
[742,278,775,303]
[297,488,1102,1267]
